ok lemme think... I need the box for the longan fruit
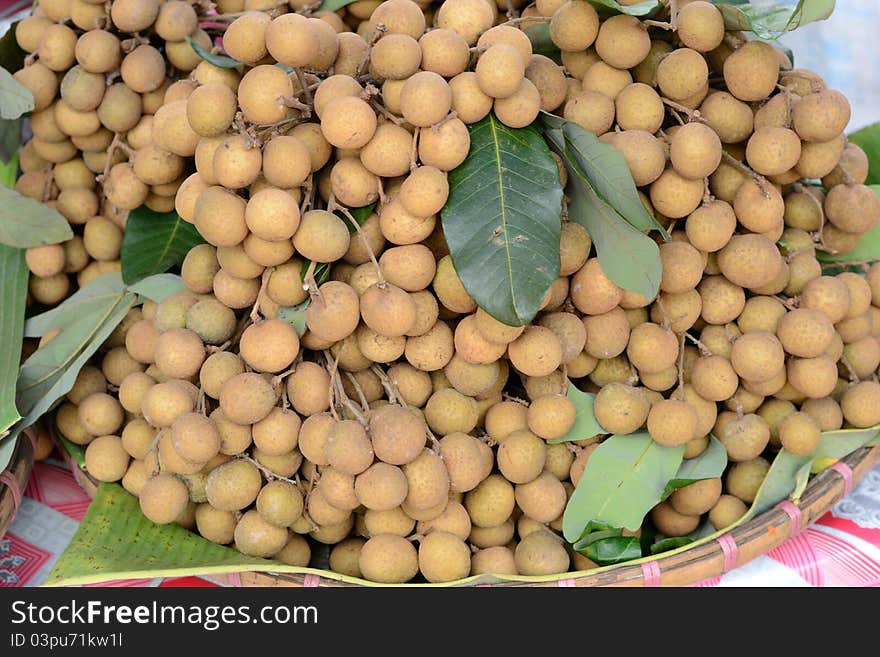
[284,361,330,417]
[718,413,770,462]
[690,355,739,401]
[562,90,615,136]
[595,13,650,69]
[435,0,493,45]
[432,255,476,315]
[775,411,821,457]
[797,133,846,180]
[195,504,237,545]
[792,89,851,143]
[593,383,650,435]
[260,136,311,190]
[549,0,599,51]
[707,494,748,531]
[25,244,66,278]
[355,462,409,511]
[141,380,195,429]
[236,64,292,126]
[222,11,271,64]
[185,84,238,139]
[657,47,709,102]
[204,459,262,512]
[823,141,869,189]
[614,83,665,134]
[291,209,350,264]
[398,166,448,219]
[840,381,880,428]
[405,319,455,371]
[154,328,205,380]
[493,78,541,128]
[417,116,471,171]
[605,130,666,187]
[464,474,515,529]
[677,1,725,52]
[649,168,705,219]
[651,500,701,537]
[725,456,771,505]
[825,183,880,235]
[358,534,418,583]
[67,365,107,406]
[320,95,377,149]
[723,41,780,102]
[800,276,851,324]
[360,123,413,179]
[218,372,278,425]
[84,435,130,483]
[730,331,785,384]
[449,71,493,124]
[505,326,562,378]
[199,352,245,401]
[717,234,783,291]
[14,63,59,113]
[77,392,124,437]
[238,319,300,375]
[776,308,835,358]
[402,448,450,512]
[36,23,77,72]
[698,91,754,144]
[414,531,469,583]
[657,240,704,295]
[570,257,623,316]
[647,399,698,447]
[139,473,189,525]
[669,122,722,181]
[787,356,838,399]
[232,510,288,558]
[417,28,469,78]
[514,530,569,576]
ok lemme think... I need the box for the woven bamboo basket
[0,426,37,540]
[69,441,880,587]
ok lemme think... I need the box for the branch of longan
[40,166,55,204]
[840,357,861,384]
[145,431,164,477]
[248,266,274,323]
[431,111,459,133]
[323,349,342,422]
[683,331,714,356]
[356,24,386,78]
[120,34,151,53]
[343,372,371,413]
[237,454,298,486]
[196,386,207,415]
[303,260,321,302]
[292,67,314,110]
[328,196,386,285]
[654,294,673,331]
[498,16,549,28]
[773,294,799,310]
[334,373,369,426]
[95,133,132,187]
[425,425,441,453]
[409,127,420,172]
[370,364,401,405]
[659,99,701,125]
[702,178,714,205]
[279,94,312,118]
[720,150,770,187]
[209,3,287,22]
[369,97,406,126]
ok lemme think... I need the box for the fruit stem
[330,196,386,284]
[323,349,342,422]
[343,371,371,413]
[720,150,769,186]
[356,24,386,78]
[293,67,314,110]
[238,454,298,485]
[371,364,401,405]
[409,127,420,172]
[248,266,273,322]
[683,331,714,357]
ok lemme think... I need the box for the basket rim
[68,441,880,587]
[0,428,37,540]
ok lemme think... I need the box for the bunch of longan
[33,0,880,584]
[11,0,223,317]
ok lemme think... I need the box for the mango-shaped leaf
[121,206,206,285]
[713,0,836,40]
[11,286,136,444]
[791,424,880,501]
[650,520,717,555]
[558,146,662,300]
[579,535,642,565]
[0,66,34,119]
[55,418,86,467]
[186,36,242,68]
[523,24,560,64]
[128,273,188,303]
[0,186,73,248]
[443,114,563,326]
[847,122,880,186]
[277,299,310,337]
[587,0,663,16]
[555,117,668,237]
[817,186,880,263]
[661,435,728,499]
[548,382,603,444]
[24,272,130,338]
[0,118,21,164]
[0,244,27,438]
[562,432,684,539]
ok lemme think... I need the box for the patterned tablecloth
[1,453,879,588]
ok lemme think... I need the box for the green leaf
[0,436,17,476]
[553,135,662,300]
[0,21,26,74]
[277,299,310,337]
[0,118,22,164]
[650,536,693,555]
[24,272,128,338]
[120,206,206,285]
[0,66,34,119]
[714,0,836,40]
[572,528,622,551]
[549,115,668,238]
[319,0,363,12]
[661,435,728,499]
[562,432,685,540]
[0,244,27,436]
[55,419,86,467]
[10,287,136,445]
[586,0,663,17]
[523,24,560,64]
[0,186,73,248]
[186,35,242,69]
[548,382,603,444]
[579,535,643,565]
[128,273,188,303]
[46,483,285,586]
[847,122,880,186]
[442,114,564,326]
[0,150,17,185]
[817,186,880,263]
[791,424,880,500]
